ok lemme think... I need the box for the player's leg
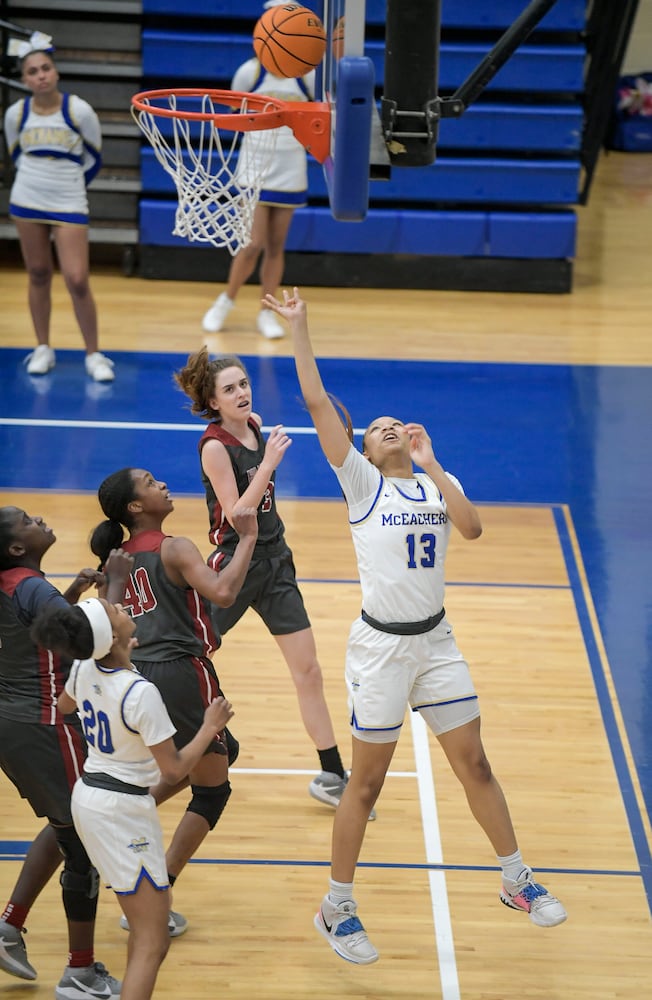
[433,715,567,926]
[314,736,395,965]
[138,657,233,887]
[1,822,61,915]
[436,716,518,853]
[275,627,338,750]
[257,554,342,762]
[117,881,170,1000]
[333,737,395,879]
[53,822,100,951]
[0,823,61,981]
[163,750,231,880]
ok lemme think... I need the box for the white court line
[0,418,365,435]
[410,710,461,1000]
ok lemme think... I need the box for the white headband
[77,599,113,659]
[7,31,54,60]
[263,1,295,8]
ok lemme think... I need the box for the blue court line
[21,571,572,592]
[553,504,652,916]
[0,842,639,878]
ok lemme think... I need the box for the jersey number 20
[81,699,115,754]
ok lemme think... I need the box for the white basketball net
[132,93,280,255]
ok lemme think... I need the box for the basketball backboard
[316,0,561,223]
[316,0,385,222]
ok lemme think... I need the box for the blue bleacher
[143,0,586,33]
[137,1,586,280]
[140,102,583,153]
[142,32,585,94]
[141,149,581,205]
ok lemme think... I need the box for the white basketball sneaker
[257,308,284,339]
[314,895,379,964]
[500,868,567,927]
[202,292,233,332]
[25,344,55,375]
[85,352,115,382]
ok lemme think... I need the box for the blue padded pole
[325,54,375,221]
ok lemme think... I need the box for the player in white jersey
[201,1,316,340]
[264,287,568,964]
[32,597,233,1000]
[3,37,114,381]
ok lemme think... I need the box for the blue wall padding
[139,199,576,259]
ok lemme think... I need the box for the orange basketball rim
[131,88,331,164]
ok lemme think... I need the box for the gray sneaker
[55,961,121,999]
[309,771,376,821]
[119,908,188,937]
[0,919,37,980]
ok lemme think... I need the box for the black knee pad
[54,824,100,922]
[187,780,231,830]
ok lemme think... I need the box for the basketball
[253,4,327,79]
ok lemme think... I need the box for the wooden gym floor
[0,151,651,999]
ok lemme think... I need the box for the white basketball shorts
[71,781,168,894]
[345,615,480,743]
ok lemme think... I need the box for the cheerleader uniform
[4,92,102,225]
[231,58,314,208]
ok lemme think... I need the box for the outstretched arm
[262,288,351,467]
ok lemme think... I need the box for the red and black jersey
[198,419,285,560]
[120,529,219,661]
[0,567,73,725]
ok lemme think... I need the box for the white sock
[328,878,355,905]
[497,849,527,885]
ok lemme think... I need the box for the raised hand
[64,567,106,603]
[264,424,293,469]
[261,286,306,325]
[404,422,436,469]
[98,548,135,602]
